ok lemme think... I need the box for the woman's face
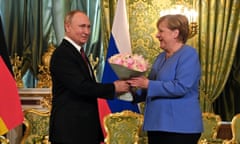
[156,21,178,51]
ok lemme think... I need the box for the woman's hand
[127,76,149,89]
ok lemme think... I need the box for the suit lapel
[63,40,95,81]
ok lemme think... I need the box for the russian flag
[98,0,139,137]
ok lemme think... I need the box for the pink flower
[113,58,123,65]
[108,53,149,72]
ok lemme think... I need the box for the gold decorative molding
[89,53,99,81]
[0,136,9,144]
[37,43,55,88]
[188,22,198,38]
[10,53,24,88]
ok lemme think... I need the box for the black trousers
[148,131,201,144]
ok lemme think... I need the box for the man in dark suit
[49,10,130,144]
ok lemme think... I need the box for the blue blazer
[136,45,203,133]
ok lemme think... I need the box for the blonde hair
[157,14,189,43]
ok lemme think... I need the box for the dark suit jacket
[49,39,115,144]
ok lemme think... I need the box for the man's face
[65,12,91,46]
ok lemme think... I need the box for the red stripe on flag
[98,98,111,137]
[0,56,23,135]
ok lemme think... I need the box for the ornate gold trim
[20,109,50,144]
[37,43,55,88]
[10,53,24,88]
[103,110,143,144]
[0,136,9,144]
[202,112,222,139]
[223,113,240,144]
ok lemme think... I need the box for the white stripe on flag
[112,0,132,54]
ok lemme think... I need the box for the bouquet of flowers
[108,53,149,79]
[108,53,149,101]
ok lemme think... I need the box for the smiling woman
[127,14,203,144]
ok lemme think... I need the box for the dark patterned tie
[80,48,88,66]
[80,48,94,79]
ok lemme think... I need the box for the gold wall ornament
[89,53,99,81]
[10,53,24,88]
[41,135,50,144]
[0,136,9,144]
[188,22,198,38]
[37,43,55,88]
[40,93,52,111]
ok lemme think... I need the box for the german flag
[0,16,13,75]
[0,16,23,135]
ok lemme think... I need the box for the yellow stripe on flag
[0,117,8,135]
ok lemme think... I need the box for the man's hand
[113,80,130,93]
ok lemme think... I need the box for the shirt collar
[64,36,82,52]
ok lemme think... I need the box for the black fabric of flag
[0,16,13,75]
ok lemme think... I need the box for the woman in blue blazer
[128,14,203,144]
